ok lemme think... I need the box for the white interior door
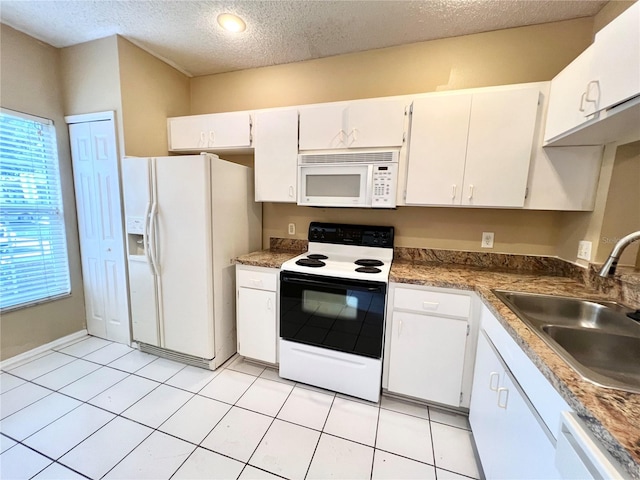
[69,117,130,344]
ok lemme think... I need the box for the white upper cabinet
[405,94,472,205]
[462,87,540,207]
[405,85,540,208]
[590,1,640,113]
[168,111,252,151]
[298,99,406,150]
[544,2,640,145]
[254,109,299,202]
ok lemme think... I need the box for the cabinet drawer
[237,268,277,291]
[394,288,471,318]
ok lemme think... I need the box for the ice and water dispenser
[126,217,146,257]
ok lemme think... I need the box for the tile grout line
[302,390,337,480]
[369,402,382,480]
[4,349,481,480]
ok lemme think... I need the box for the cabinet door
[497,374,561,480]
[206,112,251,148]
[254,109,298,202]
[405,94,472,205]
[237,287,277,363]
[299,104,347,150]
[590,2,640,114]
[469,333,504,479]
[388,311,468,406]
[462,87,540,207]
[346,99,406,148]
[128,258,158,346]
[544,47,595,143]
[168,116,209,150]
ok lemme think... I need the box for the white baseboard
[0,329,89,370]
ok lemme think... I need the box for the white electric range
[279,222,394,402]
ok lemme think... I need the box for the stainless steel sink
[493,290,640,393]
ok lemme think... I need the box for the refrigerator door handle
[143,201,154,274]
[148,201,160,276]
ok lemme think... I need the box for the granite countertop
[390,259,640,479]
[234,242,639,477]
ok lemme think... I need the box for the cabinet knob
[468,184,474,200]
[289,185,295,198]
[451,185,457,200]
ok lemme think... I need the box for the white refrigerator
[122,153,262,368]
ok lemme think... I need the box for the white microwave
[297,150,399,208]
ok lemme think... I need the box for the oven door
[280,271,386,358]
[298,164,372,207]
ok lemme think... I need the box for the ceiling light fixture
[217,13,246,33]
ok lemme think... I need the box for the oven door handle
[281,275,385,293]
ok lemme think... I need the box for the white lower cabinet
[235,265,278,364]
[384,284,477,408]
[470,331,559,479]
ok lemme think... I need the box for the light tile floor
[0,336,482,480]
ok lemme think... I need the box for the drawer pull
[497,387,509,409]
[422,301,439,311]
[489,372,500,391]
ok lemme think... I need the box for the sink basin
[493,290,640,393]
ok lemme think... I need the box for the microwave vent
[299,150,398,164]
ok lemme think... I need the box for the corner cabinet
[383,284,479,408]
[544,2,639,145]
[298,98,407,150]
[236,265,279,364]
[168,111,252,151]
[470,304,568,479]
[405,85,540,208]
[253,108,299,202]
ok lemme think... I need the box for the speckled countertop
[390,259,640,478]
[235,244,640,478]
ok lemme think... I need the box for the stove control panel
[308,222,394,248]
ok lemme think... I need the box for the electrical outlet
[288,223,295,235]
[577,240,592,261]
[482,232,494,249]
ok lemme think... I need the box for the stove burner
[307,254,328,260]
[355,259,384,267]
[355,266,382,274]
[296,258,326,268]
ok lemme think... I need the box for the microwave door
[299,164,371,207]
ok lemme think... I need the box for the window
[0,108,70,310]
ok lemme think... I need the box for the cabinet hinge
[403,132,407,142]
[460,392,464,404]
[408,103,413,115]
[525,187,529,199]
[466,324,470,336]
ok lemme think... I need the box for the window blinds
[0,108,71,310]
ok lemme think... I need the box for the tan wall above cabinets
[117,37,190,157]
[190,18,594,113]
[1,26,86,360]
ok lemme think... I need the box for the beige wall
[0,25,86,360]
[191,18,595,256]
[117,37,190,157]
[597,141,640,266]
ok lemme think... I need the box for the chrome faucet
[598,230,640,277]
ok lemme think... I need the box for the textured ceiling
[0,0,607,77]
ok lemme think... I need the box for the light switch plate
[577,240,592,261]
[288,223,295,235]
[482,232,494,249]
